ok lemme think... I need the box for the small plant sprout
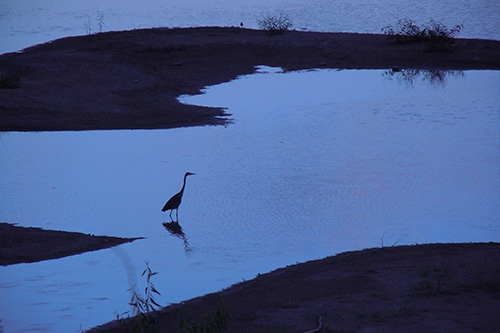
[258,12,293,35]
[83,9,105,35]
[96,10,105,33]
[129,261,162,330]
[84,17,92,35]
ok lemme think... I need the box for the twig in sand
[303,313,323,333]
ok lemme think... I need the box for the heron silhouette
[162,172,195,221]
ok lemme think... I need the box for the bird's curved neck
[180,174,188,193]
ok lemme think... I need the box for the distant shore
[1,27,499,131]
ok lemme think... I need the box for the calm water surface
[1,0,500,54]
[0,69,499,331]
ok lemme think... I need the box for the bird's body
[162,172,195,220]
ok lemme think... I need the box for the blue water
[1,0,499,54]
[0,68,499,331]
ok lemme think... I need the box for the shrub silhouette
[382,18,463,51]
[258,13,293,35]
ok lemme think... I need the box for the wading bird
[162,172,195,221]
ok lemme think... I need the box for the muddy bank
[90,242,500,332]
[1,27,499,131]
[0,223,141,266]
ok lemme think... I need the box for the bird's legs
[169,210,174,221]
[175,208,179,222]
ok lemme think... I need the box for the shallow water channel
[1,68,499,332]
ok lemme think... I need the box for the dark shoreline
[0,223,141,266]
[1,27,499,132]
[91,242,500,332]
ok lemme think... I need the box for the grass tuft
[0,72,20,89]
[180,298,230,333]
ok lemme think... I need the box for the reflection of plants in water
[382,68,464,86]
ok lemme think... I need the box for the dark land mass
[0,223,141,266]
[91,242,500,332]
[1,27,499,332]
[1,27,499,131]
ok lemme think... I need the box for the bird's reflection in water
[163,221,192,254]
